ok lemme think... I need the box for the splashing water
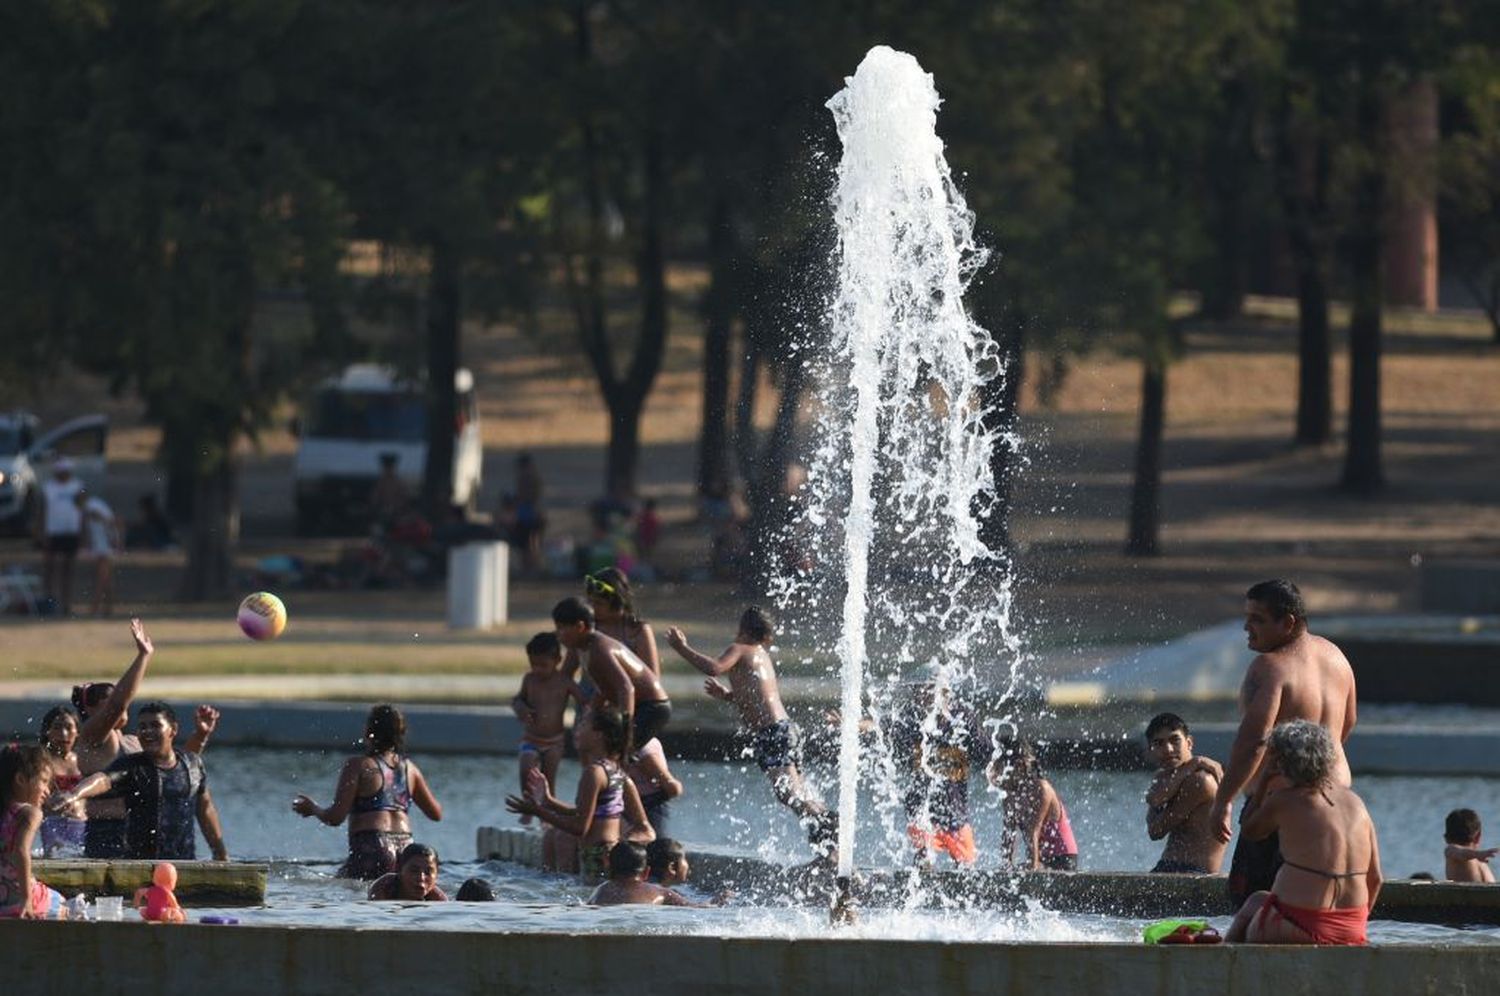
[779,46,1025,889]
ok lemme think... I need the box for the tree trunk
[697,192,734,497]
[176,439,239,601]
[422,238,461,516]
[744,346,808,592]
[161,415,199,523]
[1278,109,1334,448]
[1201,79,1252,320]
[1126,357,1166,556]
[978,317,1025,559]
[1341,83,1386,494]
[732,336,760,486]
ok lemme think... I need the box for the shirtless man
[1210,579,1357,905]
[665,607,836,856]
[553,597,672,755]
[1143,713,1225,874]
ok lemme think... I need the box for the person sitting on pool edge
[368,842,448,901]
[589,842,702,907]
[1225,720,1381,946]
[291,704,444,880]
[1143,712,1225,874]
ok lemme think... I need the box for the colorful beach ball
[237,591,287,641]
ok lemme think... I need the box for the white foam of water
[804,46,1020,884]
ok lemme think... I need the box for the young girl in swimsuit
[1226,720,1381,946]
[506,706,654,882]
[38,706,86,858]
[367,842,448,901]
[991,740,1079,872]
[584,568,661,677]
[292,704,444,880]
[1,745,68,919]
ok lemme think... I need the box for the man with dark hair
[665,608,838,859]
[53,702,228,860]
[1210,579,1357,905]
[552,597,672,755]
[1143,712,1224,874]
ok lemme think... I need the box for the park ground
[2,281,1498,697]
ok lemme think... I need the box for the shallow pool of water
[220,747,1500,882]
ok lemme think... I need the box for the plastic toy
[1142,918,1222,944]
[134,862,187,924]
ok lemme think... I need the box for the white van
[292,365,482,533]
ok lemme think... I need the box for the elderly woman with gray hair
[1225,720,1381,945]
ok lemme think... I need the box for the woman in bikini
[292,704,444,880]
[1226,719,1382,945]
[505,706,654,882]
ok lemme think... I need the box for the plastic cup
[95,896,124,921]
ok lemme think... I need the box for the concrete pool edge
[8,920,1500,995]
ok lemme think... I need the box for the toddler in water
[1,745,69,918]
[511,632,581,825]
[1444,809,1497,883]
[990,740,1078,872]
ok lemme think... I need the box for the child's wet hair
[592,707,630,761]
[455,877,495,901]
[398,842,438,869]
[1446,808,1482,844]
[1145,712,1189,741]
[586,568,641,626]
[365,704,406,754]
[0,744,51,807]
[526,632,561,660]
[552,596,595,629]
[739,606,774,643]
[608,841,648,878]
[646,838,685,880]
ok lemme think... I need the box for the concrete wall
[7,920,1499,995]
[477,827,1500,925]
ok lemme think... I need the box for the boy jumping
[665,607,837,857]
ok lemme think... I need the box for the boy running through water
[892,681,982,868]
[511,632,581,824]
[665,607,837,857]
[1143,713,1226,874]
[1443,809,1497,883]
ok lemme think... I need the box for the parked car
[291,365,482,534]
[0,412,110,533]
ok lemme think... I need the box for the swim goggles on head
[584,574,617,597]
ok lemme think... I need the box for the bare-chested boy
[511,632,581,824]
[554,597,672,756]
[1143,713,1226,874]
[588,841,702,907]
[665,607,837,857]
[1211,579,1358,906]
[1444,809,1498,883]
